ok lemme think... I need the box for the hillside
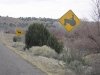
[0,16,63,32]
[0,16,100,53]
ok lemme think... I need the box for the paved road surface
[0,43,46,75]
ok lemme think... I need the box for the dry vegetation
[0,13,100,75]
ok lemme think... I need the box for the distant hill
[0,16,59,32]
[0,16,66,40]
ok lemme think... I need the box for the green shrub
[25,23,63,54]
[46,35,63,54]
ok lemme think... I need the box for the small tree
[85,0,100,53]
[25,23,63,54]
[91,0,100,35]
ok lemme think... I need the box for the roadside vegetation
[1,0,100,74]
[24,23,63,54]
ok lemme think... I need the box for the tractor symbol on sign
[64,15,76,26]
[17,31,21,34]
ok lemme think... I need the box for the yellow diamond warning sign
[16,28,23,36]
[59,10,80,32]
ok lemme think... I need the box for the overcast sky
[0,0,92,20]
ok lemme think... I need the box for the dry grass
[29,45,58,58]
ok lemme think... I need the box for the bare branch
[91,0,100,36]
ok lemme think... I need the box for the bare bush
[60,48,92,75]
[29,45,58,58]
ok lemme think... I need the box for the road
[0,43,46,75]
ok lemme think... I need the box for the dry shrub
[29,45,58,58]
[60,48,92,75]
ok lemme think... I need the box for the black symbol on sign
[64,15,76,26]
[17,31,21,34]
